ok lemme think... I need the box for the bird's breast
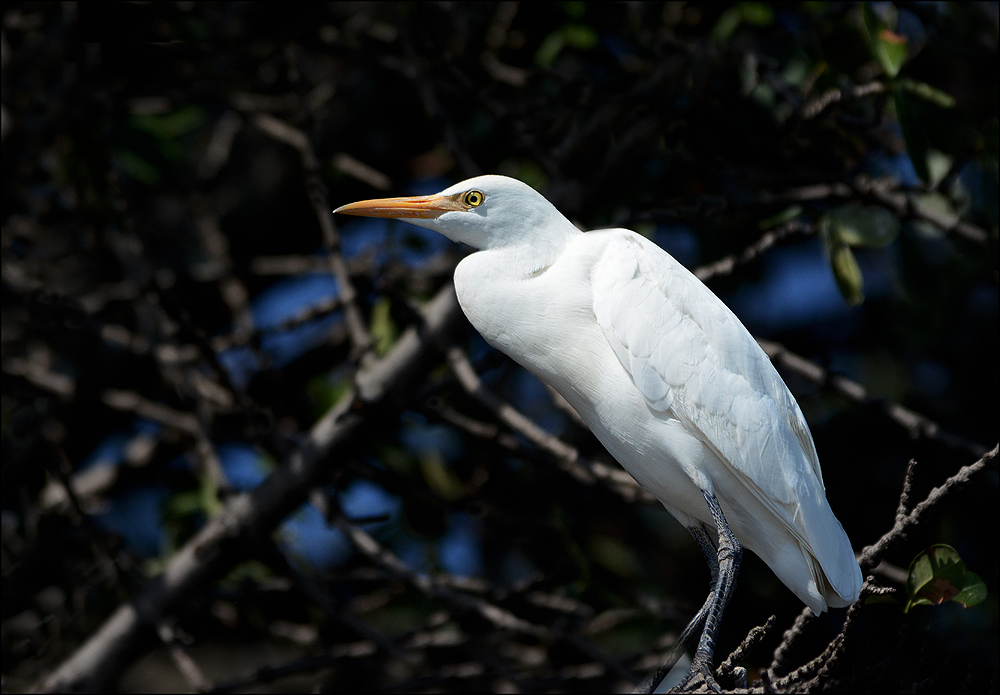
[453,244,609,392]
[452,242,708,519]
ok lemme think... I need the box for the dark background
[2,2,997,692]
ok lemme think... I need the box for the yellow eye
[464,190,485,207]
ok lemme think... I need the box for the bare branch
[35,286,464,692]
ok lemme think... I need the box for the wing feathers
[590,231,860,606]
[591,233,813,497]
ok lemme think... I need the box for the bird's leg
[677,526,719,651]
[636,517,730,694]
[672,490,742,694]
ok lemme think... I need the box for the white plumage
[336,174,861,688]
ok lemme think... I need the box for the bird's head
[334,175,576,250]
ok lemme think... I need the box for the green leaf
[758,205,803,230]
[830,243,864,306]
[419,451,464,501]
[820,203,903,305]
[198,469,224,518]
[163,471,223,523]
[711,7,743,43]
[953,574,989,609]
[220,560,274,588]
[740,2,775,26]
[780,56,811,90]
[535,24,597,66]
[535,31,566,67]
[563,24,598,50]
[712,3,773,42]
[131,105,205,139]
[863,4,908,78]
[905,544,988,612]
[912,190,957,226]
[926,150,953,189]
[820,216,864,305]
[370,296,399,357]
[876,28,908,77]
[898,78,957,109]
[306,372,352,414]
[824,204,900,247]
[164,489,204,518]
[113,149,161,185]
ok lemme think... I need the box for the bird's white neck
[481,214,582,277]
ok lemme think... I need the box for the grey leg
[636,496,741,694]
[676,525,719,651]
[673,489,742,693]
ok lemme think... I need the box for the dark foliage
[2,3,997,693]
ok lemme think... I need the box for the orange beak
[334,193,465,219]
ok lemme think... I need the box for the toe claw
[670,662,723,693]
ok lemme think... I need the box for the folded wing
[590,231,861,607]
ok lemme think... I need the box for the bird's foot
[669,661,723,694]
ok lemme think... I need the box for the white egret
[335,175,862,691]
